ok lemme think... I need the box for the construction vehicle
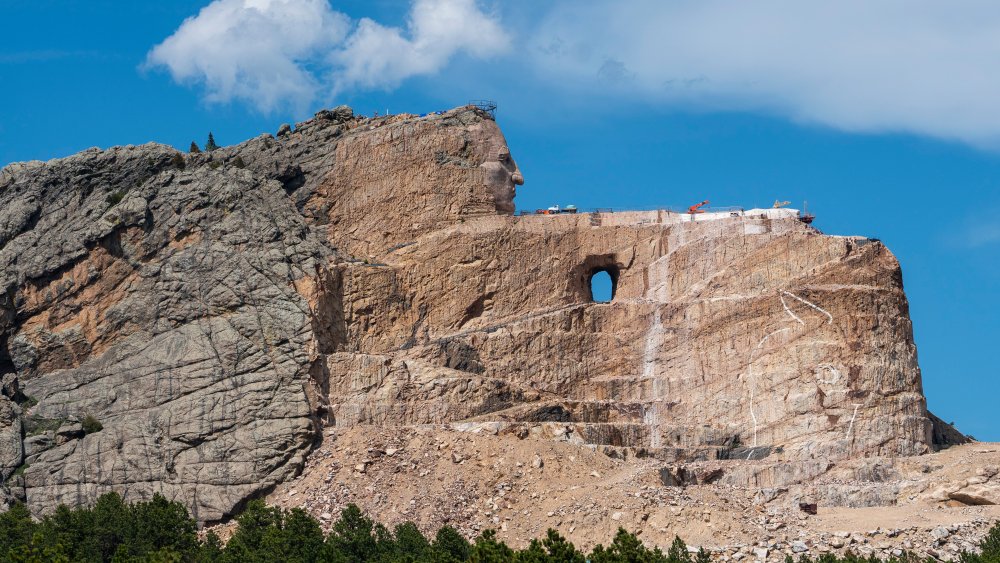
[688,200,709,214]
[773,200,791,208]
[535,204,579,215]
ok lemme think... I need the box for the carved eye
[498,147,510,162]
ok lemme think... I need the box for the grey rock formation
[0,141,337,521]
[0,104,517,522]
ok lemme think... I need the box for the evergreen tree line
[0,493,998,563]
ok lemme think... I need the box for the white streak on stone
[642,308,664,448]
[847,403,862,440]
[747,328,790,450]
[780,293,805,325]
[781,290,834,324]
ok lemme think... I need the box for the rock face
[0,105,961,522]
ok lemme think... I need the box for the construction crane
[688,200,709,214]
[773,200,791,208]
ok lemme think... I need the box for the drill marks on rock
[815,364,842,386]
[746,291,836,450]
[641,309,662,380]
[642,308,664,448]
[783,293,864,440]
[747,327,791,449]
[780,291,864,442]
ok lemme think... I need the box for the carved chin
[496,199,515,214]
[492,185,516,213]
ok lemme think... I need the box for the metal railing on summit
[469,100,497,118]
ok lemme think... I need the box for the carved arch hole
[588,266,619,303]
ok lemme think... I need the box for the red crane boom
[688,200,709,214]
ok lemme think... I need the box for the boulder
[948,484,999,505]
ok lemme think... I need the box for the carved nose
[511,172,524,185]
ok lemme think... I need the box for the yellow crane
[773,200,791,208]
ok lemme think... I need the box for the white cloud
[146,0,349,112]
[525,0,1000,148]
[331,0,509,92]
[146,0,508,112]
[147,0,1000,148]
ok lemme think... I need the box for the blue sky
[2,1,998,440]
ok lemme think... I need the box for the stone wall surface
[0,105,956,523]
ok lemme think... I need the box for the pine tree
[468,529,514,562]
[324,504,379,561]
[541,529,585,562]
[205,132,219,152]
[189,142,201,154]
[433,525,471,562]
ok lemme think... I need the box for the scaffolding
[469,100,497,118]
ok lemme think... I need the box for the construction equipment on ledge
[688,200,709,214]
[535,204,579,215]
[798,200,815,224]
[773,200,791,208]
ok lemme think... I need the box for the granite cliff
[0,105,967,528]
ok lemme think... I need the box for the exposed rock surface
[0,105,967,529]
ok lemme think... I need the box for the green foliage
[190,142,201,154]
[249,504,323,563]
[391,522,433,560]
[434,525,472,562]
[81,413,103,434]
[590,528,670,562]
[18,395,38,409]
[469,529,514,562]
[0,504,35,550]
[23,415,64,436]
[960,523,1000,563]
[7,533,71,562]
[1,494,999,563]
[232,156,246,169]
[171,153,186,169]
[324,503,385,561]
[198,531,225,562]
[205,133,219,152]
[0,493,198,562]
[106,189,127,206]
[536,529,586,562]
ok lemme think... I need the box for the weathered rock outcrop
[0,105,959,522]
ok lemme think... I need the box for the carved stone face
[480,144,523,214]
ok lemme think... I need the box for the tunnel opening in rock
[588,266,618,303]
